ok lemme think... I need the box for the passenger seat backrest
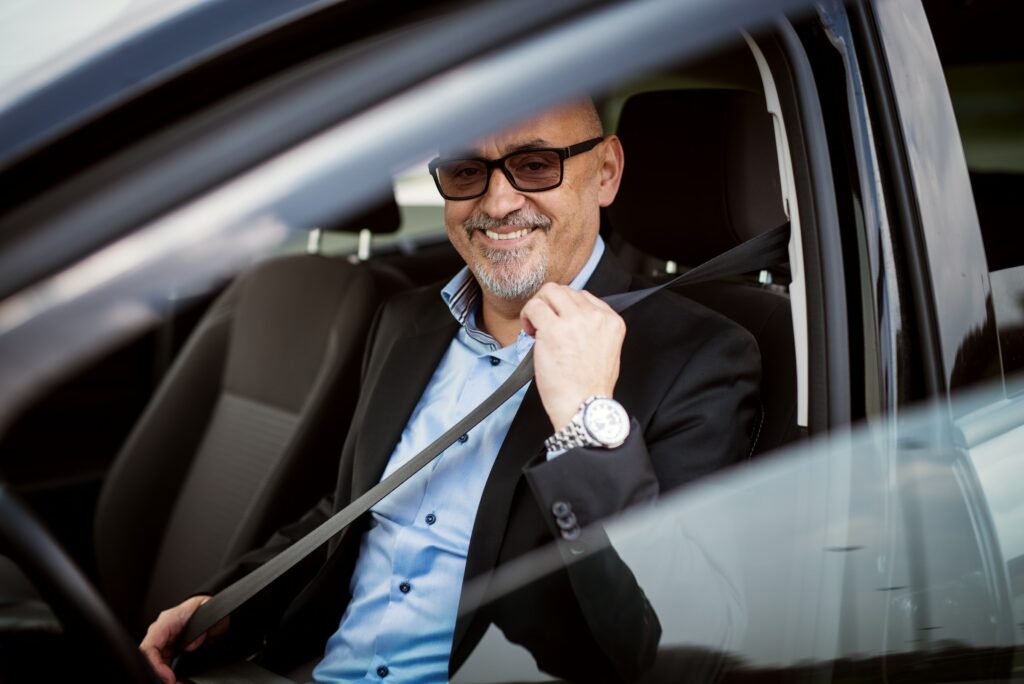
[93,192,408,635]
[609,89,799,454]
[610,89,787,263]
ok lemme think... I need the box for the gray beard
[471,245,548,300]
[463,208,552,300]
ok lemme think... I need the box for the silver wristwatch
[544,396,630,452]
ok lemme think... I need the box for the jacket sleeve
[525,318,761,527]
[520,321,761,681]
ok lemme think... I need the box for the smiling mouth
[483,227,535,241]
[463,208,552,243]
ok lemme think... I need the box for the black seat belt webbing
[178,222,790,649]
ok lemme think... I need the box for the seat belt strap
[179,222,791,648]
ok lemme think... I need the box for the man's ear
[597,135,625,208]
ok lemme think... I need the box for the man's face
[442,103,623,302]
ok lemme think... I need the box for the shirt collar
[440,235,606,333]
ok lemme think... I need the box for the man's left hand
[520,283,626,432]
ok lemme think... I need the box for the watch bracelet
[544,416,597,452]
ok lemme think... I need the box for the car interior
[0,0,1021,679]
[0,29,811,651]
[93,200,410,636]
[0,26,826,680]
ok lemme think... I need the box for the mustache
[463,208,552,237]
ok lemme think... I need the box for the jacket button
[556,513,578,530]
[490,356,501,366]
[551,501,571,518]
[561,526,581,541]
[458,433,469,444]
[377,665,389,677]
[399,582,411,594]
[425,513,437,525]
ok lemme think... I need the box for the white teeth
[484,228,532,241]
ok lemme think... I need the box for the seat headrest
[608,89,787,265]
[326,188,402,234]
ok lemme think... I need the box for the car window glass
[314,163,445,257]
[4,0,1024,681]
[956,400,1024,660]
[456,381,1014,683]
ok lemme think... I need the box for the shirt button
[377,665,389,678]
[490,356,501,366]
[425,513,437,525]
[399,582,411,594]
[458,434,469,444]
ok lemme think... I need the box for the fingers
[521,296,558,337]
[533,282,582,316]
[139,595,212,684]
[184,631,206,652]
[522,283,614,337]
[140,628,177,684]
[521,283,626,431]
[184,614,230,651]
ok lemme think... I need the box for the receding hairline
[498,96,604,139]
[438,97,604,157]
[571,96,605,138]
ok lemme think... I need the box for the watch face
[582,398,630,447]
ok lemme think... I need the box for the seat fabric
[94,197,408,635]
[609,89,800,454]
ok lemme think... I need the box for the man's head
[436,98,624,302]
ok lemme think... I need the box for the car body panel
[871,0,1001,399]
[0,0,332,169]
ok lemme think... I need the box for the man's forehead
[439,101,592,158]
[441,136,554,158]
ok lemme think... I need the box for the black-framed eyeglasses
[428,137,604,200]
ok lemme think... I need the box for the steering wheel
[0,483,160,683]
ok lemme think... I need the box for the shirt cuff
[545,447,568,460]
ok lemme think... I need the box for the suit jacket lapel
[451,249,633,665]
[350,306,458,499]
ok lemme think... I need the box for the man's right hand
[140,595,228,684]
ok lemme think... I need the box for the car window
[314,164,446,258]
[956,394,1024,666]
[9,1,1024,683]
[454,378,1017,683]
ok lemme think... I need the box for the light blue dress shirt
[312,237,605,683]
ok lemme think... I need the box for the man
[141,98,761,683]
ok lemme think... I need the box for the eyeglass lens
[435,150,562,198]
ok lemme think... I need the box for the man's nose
[478,166,525,219]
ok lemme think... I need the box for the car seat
[93,193,409,636]
[608,89,800,454]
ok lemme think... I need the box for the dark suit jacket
[192,250,761,682]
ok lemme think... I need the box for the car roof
[0,0,336,170]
